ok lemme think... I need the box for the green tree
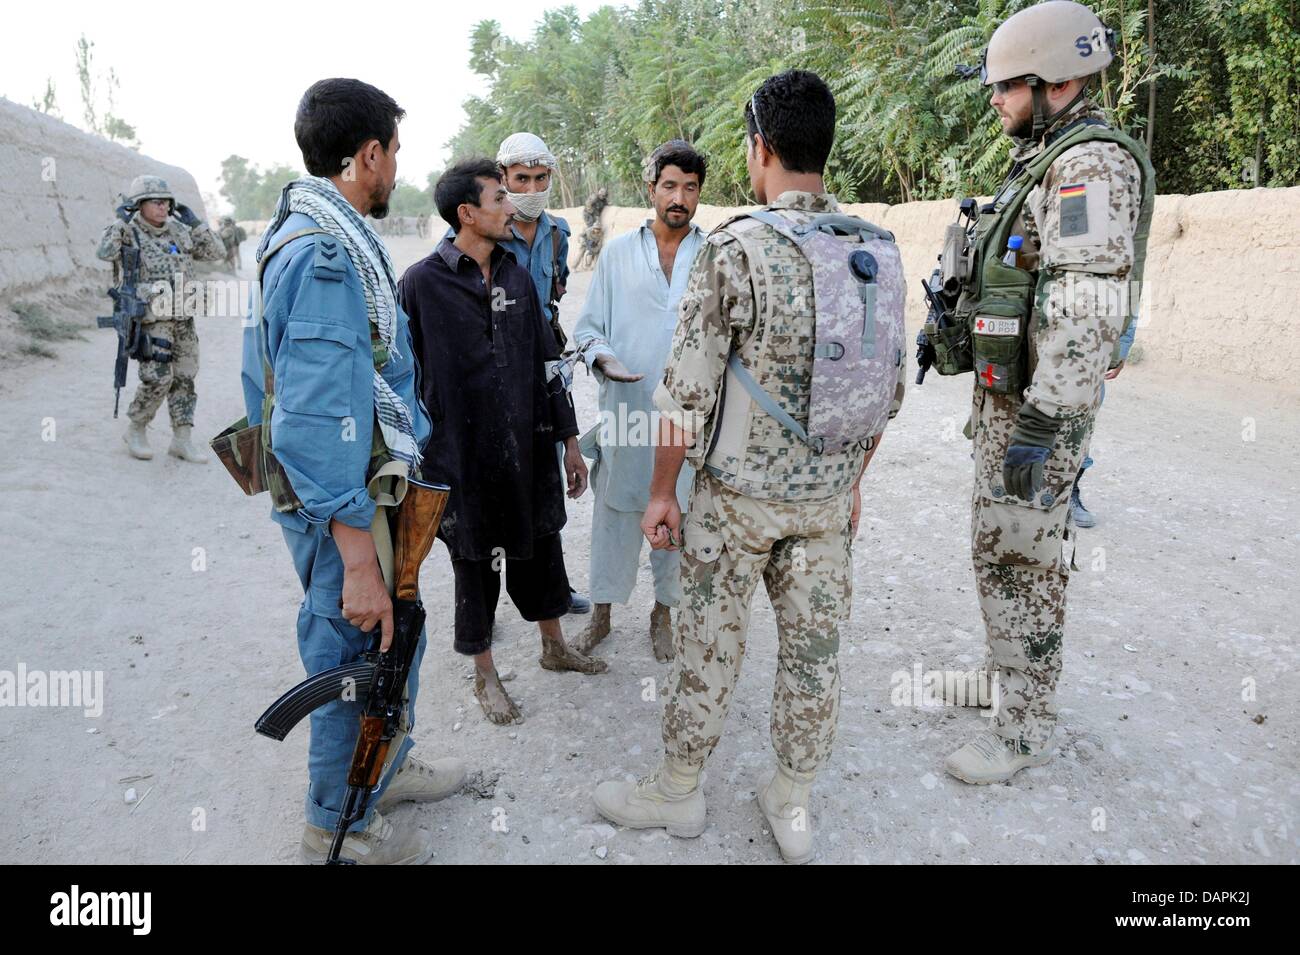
[447,0,1298,206]
[75,35,138,148]
[31,78,59,117]
[219,155,304,219]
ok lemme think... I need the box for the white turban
[496,132,557,169]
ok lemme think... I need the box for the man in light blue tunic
[240,79,464,865]
[572,141,708,662]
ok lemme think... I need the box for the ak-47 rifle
[96,211,153,417]
[254,477,450,864]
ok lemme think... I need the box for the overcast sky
[1,0,616,214]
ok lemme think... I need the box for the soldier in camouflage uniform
[932,2,1155,783]
[96,175,226,462]
[576,188,609,269]
[593,71,906,863]
[218,216,242,271]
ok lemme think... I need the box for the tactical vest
[931,121,1155,394]
[702,207,904,502]
[127,216,196,320]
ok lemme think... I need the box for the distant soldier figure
[577,187,609,269]
[577,224,604,271]
[218,216,244,271]
[583,187,609,228]
[96,175,226,462]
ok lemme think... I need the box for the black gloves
[1002,403,1061,500]
[172,203,201,228]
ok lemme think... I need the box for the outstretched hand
[594,353,644,383]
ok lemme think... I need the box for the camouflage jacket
[96,211,226,320]
[654,190,906,503]
[1008,101,1145,421]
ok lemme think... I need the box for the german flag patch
[1059,182,1089,237]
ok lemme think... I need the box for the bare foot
[574,603,611,655]
[649,602,674,663]
[474,669,523,725]
[539,637,608,674]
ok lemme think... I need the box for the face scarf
[507,185,552,222]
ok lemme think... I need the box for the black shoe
[1070,484,1097,528]
[567,589,592,615]
[1070,469,1097,528]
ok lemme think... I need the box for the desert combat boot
[300,809,435,865]
[945,731,1055,785]
[593,756,706,838]
[757,763,816,864]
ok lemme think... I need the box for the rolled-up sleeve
[653,237,751,443]
[263,246,376,532]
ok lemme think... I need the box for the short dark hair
[294,78,405,177]
[646,140,708,187]
[435,158,502,229]
[744,70,836,174]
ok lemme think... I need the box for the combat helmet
[126,174,174,209]
[978,1,1115,138]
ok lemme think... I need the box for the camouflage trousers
[127,318,199,428]
[662,469,853,776]
[970,386,1093,755]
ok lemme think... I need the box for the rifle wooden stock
[393,478,449,602]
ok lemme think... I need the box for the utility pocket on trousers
[679,525,724,647]
[973,467,1073,568]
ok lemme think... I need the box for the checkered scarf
[258,176,422,469]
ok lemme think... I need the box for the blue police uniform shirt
[240,211,432,535]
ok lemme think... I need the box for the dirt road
[1,234,1294,864]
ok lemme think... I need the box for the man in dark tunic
[399,158,607,725]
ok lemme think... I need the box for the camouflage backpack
[723,210,907,453]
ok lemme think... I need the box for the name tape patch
[974,316,1019,336]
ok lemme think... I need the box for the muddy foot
[474,669,523,725]
[573,604,611,655]
[539,638,608,674]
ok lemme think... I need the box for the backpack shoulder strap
[793,212,895,243]
[725,351,816,451]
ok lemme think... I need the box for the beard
[369,181,393,219]
[659,205,691,227]
[1007,112,1034,141]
